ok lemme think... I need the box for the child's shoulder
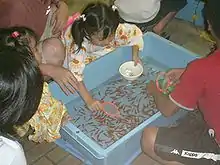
[116,23,142,36]
[199,49,220,65]
[187,49,220,72]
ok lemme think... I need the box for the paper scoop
[102,102,120,118]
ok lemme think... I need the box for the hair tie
[63,12,81,31]
[112,5,117,11]
[11,31,20,38]
[80,14,86,22]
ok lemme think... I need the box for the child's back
[170,49,220,143]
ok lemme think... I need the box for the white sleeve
[10,145,27,165]
[0,136,27,165]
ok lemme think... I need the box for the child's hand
[76,82,103,111]
[133,55,142,66]
[87,99,103,111]
[164,68,185,84]
[146,80,157,95]
[50,66,79,95]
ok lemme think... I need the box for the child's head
[203,0,220,41]
[0,46,43,134]
[71,2,120,50]
[0,27,38,54]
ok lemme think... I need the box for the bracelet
[156,72,172,94]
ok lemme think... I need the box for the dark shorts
[119,0,187,33]
[155,111,220,165]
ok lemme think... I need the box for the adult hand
[50,66,79,95]
[51,1,69,34]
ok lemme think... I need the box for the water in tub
[66,56,169,149]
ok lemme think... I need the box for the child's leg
[153,0,187,34]
[153,12,177,34]
[141,127,183,165]
[141,111,220,165]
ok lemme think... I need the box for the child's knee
[42,38,65,65]
[141,127,158,154]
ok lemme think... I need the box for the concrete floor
[164,18,212,57]
[22,1,212,165]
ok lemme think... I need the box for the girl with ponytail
[62,2,144,110]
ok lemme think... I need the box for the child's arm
[115,23,144,64]
[63,40,103,110]
[77,81,103,111]
[147,80,179,117]
[147,61,204,117]
[132,45,141,65]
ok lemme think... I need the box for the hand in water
[88,99,103,111]
[164,68,185,84]
[133,55,142,66]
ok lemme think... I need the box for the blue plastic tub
[49,32,200,165]
[176,0,205,26]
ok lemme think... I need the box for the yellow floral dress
[15,83,67,143]
[61,23,144,81]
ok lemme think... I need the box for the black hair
[0,46,43,134]
[71,2,120,51]
[0,26,38,54]
[203,0,220,39]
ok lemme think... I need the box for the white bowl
[119,61,143,81]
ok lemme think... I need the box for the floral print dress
[61,23,144,81]
[15,83,67,143]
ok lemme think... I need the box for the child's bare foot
[61,112,72,126]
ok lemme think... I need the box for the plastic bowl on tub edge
[119,61,144,81]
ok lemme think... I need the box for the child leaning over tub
[0,27,73,143]
[62,2,144,111]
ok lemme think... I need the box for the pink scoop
[102,102,120,118]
